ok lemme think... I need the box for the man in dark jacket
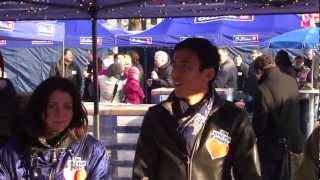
[305,49,320,89]
[147,50,174,89]
[234,54,249,91]
[213,48,238,89]
[49,48,83,92]
[133,38,261,180]
[252,55,304,180]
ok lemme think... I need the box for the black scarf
[172,91,214,154]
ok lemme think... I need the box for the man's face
[307,50,315,60]
[87,51,93,63]
[172,49,214,99]
[295,61,304,69]
[64,50,73,63]
[154,53,162,68]
[218,49,228,64]
[255,69,263,80]
[234,55,243,66]
[251,51,261,61]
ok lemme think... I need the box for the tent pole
[90,2,100,140]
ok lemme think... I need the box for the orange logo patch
[206,129,231,160]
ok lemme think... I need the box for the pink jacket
[124,78,145,104]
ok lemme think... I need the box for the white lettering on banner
[194,16,254,23]
[31,40,53,45]
[0,40,7,45]
[0,21,14,31]
[233,34,259,43]
[129,37,152,45]
[37,23,55,36]
[79,37,103,45]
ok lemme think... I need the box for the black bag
[279,139,303,180]
[111,80,119,103]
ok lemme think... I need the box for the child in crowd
[124,66,145,104]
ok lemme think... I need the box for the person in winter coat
[294,124,320,180]
[49,49,83,93]
[0,78,18,146]
[252,55,304,180]
[124,66,145,104]
[147,50,174,89]
[98,62,125,103]
[0,77,111,180]
[133,38,261,180]
[213,48,238,89]
[275,50,297,79]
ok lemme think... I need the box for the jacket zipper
[187,122,208,180]
[186,107,218,180]
[48,150,57,180]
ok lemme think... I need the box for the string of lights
[0,0,318,20]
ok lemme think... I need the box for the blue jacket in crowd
[0,134,111,180]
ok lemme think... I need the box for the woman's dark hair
[128,49,140,65]
[173,38,220,78]
[23,77,88,140]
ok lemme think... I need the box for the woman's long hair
[22,77,88,141]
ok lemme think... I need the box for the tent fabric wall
[0,47,91,92]
[63,20,128,48]
[116,15,302,47]
[0,21,65,47]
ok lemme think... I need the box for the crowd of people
[0,37,319,180]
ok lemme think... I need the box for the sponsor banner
[79,37,103,45]
[194,16,254,23]
[31,40,54,45]
[0,21,14,32]
[37,23,56,36]
[129,37,152,45]
[233,34,259,43]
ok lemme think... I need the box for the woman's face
[43,90,73,135]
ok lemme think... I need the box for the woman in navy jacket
[0,77,110,180]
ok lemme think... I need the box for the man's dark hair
[253,54,274,73]
[173,38,220,75]
[275,50,292,68]
[22,77,88,141]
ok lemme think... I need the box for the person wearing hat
[124,66,145,104]
[98,62,125,103]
